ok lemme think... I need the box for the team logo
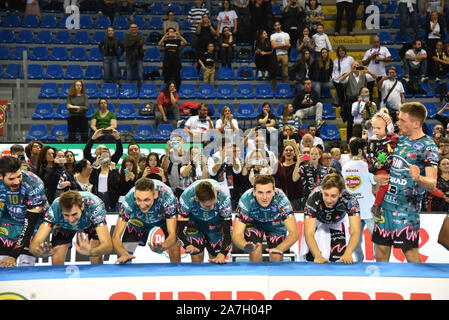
[345,175,361,190]
[0,292,27,300]
[413,142,424,150]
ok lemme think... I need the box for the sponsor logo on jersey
[129,219,144,227]
[390,176,407,185]
[345,175,361,190]
[0,292,27,300]
[0,227,8,236]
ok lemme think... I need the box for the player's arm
[176,217,200,255]
[304,217,330,263]
[90,224,113,256]
[231,218,250,250]
[338,215,361,264]
[267,215,299,254]
[410,165,437,191]
[29,222,53,258]
[162,217,178,250]
[112,216,136,263]
[438,216,449,251]
[209,217,232,264]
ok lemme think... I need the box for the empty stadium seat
[95,15,111,29]
[139,83,158,99]
[36,30,53,44]
[132,16,147,30]
[69,47,88,61]
[119,83,139,99]
[217,66,235,80]
[236,83,255,99]
[30,46,49,60]
[84,65,102,80]
[16,30,34,43]
[39,83,59,98]
[320,124,341,140]
[50,47,68,61]
[216,84,235,99]
[167,2,182,14]
[148,17,163,30]
[85,83,99,99]
[2,14,20,27]
[54,103,69,119]
[53,30,72,44]
[2,64,23,79]
[0,46,8,60]
[274,83,293,99]
[0,30,15,43]
[180,65,197,80]
[32,103,54,120]
[394,31,412,44]
[197,83,216,99]
[65,65,83,80]
[113,16,129,29]
[377,31,393,45]
[116,103,137,119]
[40,15,57,28]
[26,124,48,141]
[289,48,298,62]
[255,84,274,99]
[150,3,164,15]
[423,102,438,119]
[179,83,196,99]
[79,15,94,29]
[91,31,106,45]
[86,103,95,119]
[59,83,71,99]
[48,124,68,141]
[236,103,256,120]
[73,31,90,45]
[100,83,119,99]
[134,124,154,141]
[322,103,336,120]
[155,124,174,140]
[144,47,161,62]
[88,47,103,61]
[10,46,29,60]
[28,64,44,79]
[22,15,40,28]
[116,124,134,137]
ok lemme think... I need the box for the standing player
[112,177,180,263]
[0,156,50,267]
[29,190,113,265]
[301,173,362,264]
[373,102,439,263]
[178,179,232,264]
[232,175,299,262]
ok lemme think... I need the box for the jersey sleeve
[276,189,294,221]
[236,195,250,223]
[304,189,320,219]
[43,201,58,227]
[217,190,232,220]
[346,196,361,217]
[23,173,47,211]
[423,143,439,169]
[119,192,134,222]
[178,191,191,219]
[89,196,107,227]
[162,189,178,219]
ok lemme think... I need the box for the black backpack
[435,82,448,100]
[237,48,251,60]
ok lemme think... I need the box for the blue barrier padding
[1,262,449,282]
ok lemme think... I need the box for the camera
[58,158,67,164]
[18,154,25,161]
[356,66,364,71]
[102,129,112,135]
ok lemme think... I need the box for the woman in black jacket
[118,155,138,204]
[310,47,334,97]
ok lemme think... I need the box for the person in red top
[155,81,180,130]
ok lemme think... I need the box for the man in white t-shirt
[270,20,291,82]
[403,39,428,82]
[184,103,214,143]
[377,66,405,123]
[341,137,376,262]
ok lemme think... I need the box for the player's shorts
[0,218,41,256]
[371,207,420,252]
[121,220,168,247]
[243,222,287,249]
[51,225,99,247]
[183,220,225,257]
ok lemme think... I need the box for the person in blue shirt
[178,179,232,264]
[0,156,50,268]
[29,190,112,265]
[232,174,299,262]
[112,177,180,263]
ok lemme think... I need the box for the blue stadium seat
[179,83,197,99]
[36,30,53,44]
[54,103,68,119]
[289,48,298,62]
[320,124,341,140]
[59,83,71,99]
[390,15,400,29]
[180,65,197,80]
[272,3,281,15]
[148,17,163,30]
[40,15,57,28]
[69,47,88,61]
[22,15,40,28]
[255,84,274,99]
[236,103,256,120]
[16,30,34,43]
[73,31,90,45]
[115,31,125,44]
[415,82,433,98]
[423,102,438,119]
[181,19,192,30]
[217,66,235,80]
[167,2,182,14]
[57,15,68,28]
[64,65,83,80]
[113,16,129,29]
[322,103,336,119]
[139,83,158,99]
[386,64,403,78]
[116,103,136,119]
[0,30,15,43]
[95,15,111,29]
[197,83,216,99]
[237,66,254,81]
[39,83,59,99]
[132,16,147,30]
[53,30,72,44]
[105,103,116,113]
[28,64,44,79]
[146,31,162,44]
[183,3,194,15]
[426,123,438,137]
[0,46,8,60]
[373,1,385,13]
[50,47,68,61]
[388,47,400,62]
[236,83,255,99]
[320,86,333,99]
[155,124,174,141]
[2,14,20,27]
[85,83,99,99]
[10,46,29,60]
[86,103,95,119]
[137,103,156,120]
[44,64,64,80]
[274,83,293,99]
[2,64,23,79]
[377,31,393,45]
[216,84,235,99]
[119,83,139,99]
[116,124,134,137]
[48,124,68,141]
[91,31,106,45]
[79,15,94,29]
[150,2,165,15]
[217,104,235,117]
[144,47,161,62]
[32,103,54,120]
[26,124,48,141]
[394,31,412,44]
[84,65,102,80]
[88,47,103,61]
[30,46,49,61]
[386,0,398,13]
[134,124,155,141]
[100,83,119,99]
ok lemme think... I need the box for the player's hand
[0,256,17,268]
[36,242,55,258]
[149,242,167,254]
[74,232,94,256]
[314,256,330,264]
[266,247,283,255]
[337,252,355,264]
[115,252,135,264]
[208,253,227,264]
[409,164,420,182]
[243,242,259,253]
[185,244,201,255]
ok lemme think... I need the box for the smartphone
[124,168,130,174]
[58,158,67,164]
[102,129,112,135]
[171,141,180,148]
[251,159,264,166]
[301,154,311,161]
[356,66,364,71]
[148,167,159,174]
[100,157,110,164]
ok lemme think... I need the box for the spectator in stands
[155,81,180,130]
[118,155,138,208]
[188,0,210,55]
[242,149,273,186]
[330,147,342,173]
[180,146,209,190]
[403,39,428,83]
[424,0,446,33]
[73,159,93,192]
[99,27,124,86]
[83,129,123,166]
[118,0,135,16]
[90,148,120,212]
[256,102,278,144]
[216,104,239,134]
[46,150,80,204]
[439,137,449,159]
[332,45,354,109]
[195,13,218,68]
[184,103,214,143]
[433,123,445,145]
[398,0,419,42]
[10,144,25,161]
[218,27,236,67]
[249,0,272,43]
[335,0,354,36]
[351,87,378,138]
[163,10,180,34]
[436,103,449,133]
[282,0,306,49]
[362,35,391,102]
[290,48,314,91]
[124,23,145,89]
[271,20,291,83]
[25,140,43,168]
[352,0,369,29]
[312,23,333,57]
[63,0,79,14]
[1,0,25,11]
[254,29,274,79]
[102,0,118,24]
[66,80,89,143]
[426,11,445,56]
[307,124,325,150]
[234,0,251,43]
[217,0,238,35]
[159,27,187,90]
[279,124,301,153]
[35,145,56,193]
[422,157,449,212]
[64,150,76,174]
[430,40,449,81]
[300,132,315,151]
[161,135,185,197]
[126,142,141,165]
[243,128,278,169]
[25,0,41,20]
[199,43,217,84]
[279,103,300,132]
[378,66,406,124]
[310,47,333,97]
[292,78,324,130]
[296,26,315,59]
[305,0,324,34]
[90,99,118,140]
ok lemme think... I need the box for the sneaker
[371,205,382,222]
[436,77,441,82]
[403,75,410,82]
[264,70,269,78]
[316,119,325,131]
[257,70,263,78]
[421,76,428,82]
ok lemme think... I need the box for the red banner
[0,100,8,136]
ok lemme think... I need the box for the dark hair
[25,140,44,158]
[349,137,366,156]
[75,159,90,173]
[162,81,177,96]
[59,190,83,211]
[322,173,345,192]
[195,180,216,201]
[10,144,24,154]
[0,156,22,176]
[36,146,57,176]
[120,156,138,181]
[135,177,155,192]
[146,152,161,168]
[253,174,276,189]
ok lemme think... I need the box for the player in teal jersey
[0,156,50,268]
[29,190,112,265]
[178,179,232,264]
[233,175,299,262]
[372,102,438,262]
[112,177,180,263]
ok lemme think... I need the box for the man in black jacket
[124,23,145,89]
[83,129,123,169]
[292,79,324,130]
[99,27,125,85]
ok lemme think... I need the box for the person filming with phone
[138,152,168,184]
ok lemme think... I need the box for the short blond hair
[400,102,427,124]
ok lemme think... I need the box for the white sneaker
[264,70,269,78]
[257,71,263,78]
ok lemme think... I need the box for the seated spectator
[218,27,236,67]
[422,157,449,212]
[64,150,77,174]
[180,145,208,190]
[320,151,334,172]
[73,159,93,192]
[199,43,217,84]
[403,40,428,82]
[242,149,273,186]
[292,78,324,129]
[66,80,89,142]
[425,11,445,56]
[351,87,378,138]
[306,124,324,150]
[378,66,405,123]
[156,81,180,130]
[118,155,138,208]
[216,104,239,134]
[46,150,80,204]
[217,0,238,35]
[25,140,43,168]
[137,155,147,174]
[438,137,449,159]
[138,152,168,184]
[290,49,314,91]
[430,40,449,81]
[330,147,342,173]
[279,103,300,132]
[184,103,214,143]
[83,129,123,166]
[296,27,315,60]
[102,0,119,24]
[90,99,118,140]
[163,10,180,34]
[282,0,306,48]
[312,23,332,55]
[256,102,278,145]
[310,47,333,99]
[99,27,124,85]
[161,135,185,197]
[196,13,218,66]
[254,29,274,79]
[305,0,324,34]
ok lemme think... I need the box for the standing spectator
[118,155,138,208]
[46,150,80,204]
[159,27,187,90]
[90,99,118,137]
[234,0,251,43]
[66,80,89,142]
[216,104,239,134]
[35,146,57,192]
[290,49,314,91]
[352,0,369,29]
[163,10,180,34]
[184,103,214,143]
[249,0,272,43]
[83,129,123,167]
[102,0,118,24]
[217,0,238,35]
[424,0,446,39]
[161,135,185,197]
[296,27,315,60]
[74,159,93,192]
[310,48,333,98]
[351,87,378,138]
[99,27,124,86]
[305,0,324,34]
[243,128,278,170]
[426,11,445,57]
[430,40,449,81]
[403,39,428,82]
[124,23,145,89]
[292,79,324,129]
[180,146,209,190]
[282,0,305,49]
[422,158,449,212]
[331,45,354,109]
[187,0,210,56]
[311,23,332,55]
[270,20,291,83]
[279,103,300,132]
[64,150,76,174]
[377,66,406,124]
[199,43,217,84]
[335,0,354,36]
[398,0,419,42]
[254,29,274,79]
[25,0,41,20]
[155,81,180,130]
[25,140,43,167]
[195,13,218,67]
[218,27,236,67]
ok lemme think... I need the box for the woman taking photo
[139,152,168,184]
[66,80,89,142]
[74,159,93,192]
[118,155,138,207]
[90,99,117,141]
[180,146,208,190]
[46,150,80,203]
